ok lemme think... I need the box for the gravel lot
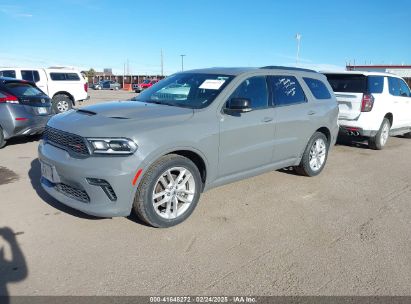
[1,89,411,296]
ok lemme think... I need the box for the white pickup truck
[0,68,88,113]
[324,71,411,149]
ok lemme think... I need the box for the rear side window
[0,70,16,78]
[303,77,331,99]
[4,82,43,97]
[325,74,366,93]
[388,77,400,96]
[367,76,384,94]
[50,72,80,81]
[270,76,306,106]
[21,70,40,83]
[398,79,411,97]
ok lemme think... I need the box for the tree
[86,68,96,77]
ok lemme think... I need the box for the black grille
[44,126,89,156]
[55,183,90,203]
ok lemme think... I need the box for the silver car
[38,67,339,227]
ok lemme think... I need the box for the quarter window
[228,76,268,109]
[303,77,331,99]
[398,79,411,97]
[388,77,400,96]
[271,76,306,106]
[367,76,384,94]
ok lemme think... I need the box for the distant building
[346,64,411,86]
[103,68,113,75]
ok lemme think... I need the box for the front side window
[136,73,233,109]
[388,77,400,96]
[0,70,16,78]
[227,76,268,109]
[367,76,384,94]
[271,76,306,106]
[398,79,411,97]
[303,77,331,99]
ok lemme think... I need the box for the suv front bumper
[38,141,145,217]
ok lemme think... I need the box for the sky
[0,0,410,75]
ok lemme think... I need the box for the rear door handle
[308,111,316,115]
[262,117,273,123]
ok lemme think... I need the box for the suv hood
[47,100,194,137]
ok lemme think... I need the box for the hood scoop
[77,109,97,116]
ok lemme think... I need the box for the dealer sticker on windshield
[199,79,226,90]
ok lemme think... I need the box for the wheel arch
[52,91,75,105]
[316,127,331,144]
[384,112,393,126]
[165,150,207,191]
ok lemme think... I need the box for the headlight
[87,138,137,155]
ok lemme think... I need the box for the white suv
[0,68,88,113]
[324,71,411,149]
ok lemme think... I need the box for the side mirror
[225,98,252,114]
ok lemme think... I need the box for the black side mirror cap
[224,98,252,114]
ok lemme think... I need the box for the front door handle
[262,117,273,123]
[308,110,316,115]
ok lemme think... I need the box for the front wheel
[369,118,390,150]
[133,154,202,228]
[295,132,329,177]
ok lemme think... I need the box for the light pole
[180,54,186,71]
[295,33,301,66]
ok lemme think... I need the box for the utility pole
[161,49,164,77]
[295,33,301,66]
[180,54,186,72]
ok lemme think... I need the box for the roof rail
[260,66,317,73]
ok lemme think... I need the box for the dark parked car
[93,80,121,90]
[0,77,52,148]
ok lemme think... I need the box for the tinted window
[367,76,384,94]
[388,77,400,96]
[303,77,331,99]
[50,72,80,81]
[228,76,268,109]
[0,70,16,78]
[21,70,40,82]
[271,76,306,106]
[4,82,44,97]
[325,74,366,93]
[399,79,411,97]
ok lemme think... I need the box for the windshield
[135,73,233,109]
[142,80,151,84]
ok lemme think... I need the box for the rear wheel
[133,154,202,228]
[52,94,73,113]
[369,118,390,150]
[404,131,411,138]
[295,132,329,177]
[0,127,6,149]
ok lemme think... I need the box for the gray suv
[38,67,339,227]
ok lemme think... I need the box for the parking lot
[1,89,411,296]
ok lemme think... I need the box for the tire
[52,94,73,113]
[295,132,329,177]
[0,127,6,149]
[369,118,390,150]
[133,154,202,228]
[404,132,411,138]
